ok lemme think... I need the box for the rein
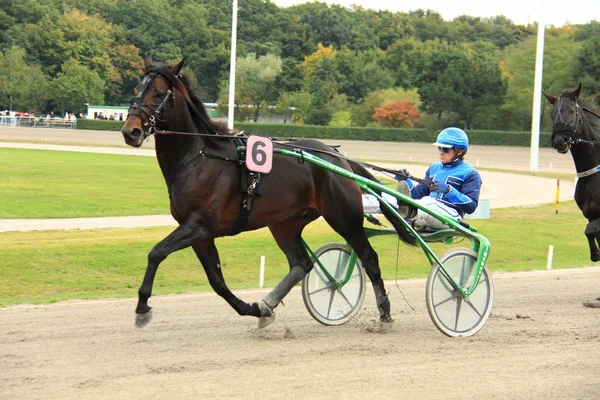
[133,66,435,189]
[153,129,435,188]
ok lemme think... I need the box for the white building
[86,105,129,121]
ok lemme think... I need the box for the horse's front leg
[135,221,208,327]
[192,240,261,317]
[584,220,600,262]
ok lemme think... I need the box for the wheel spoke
[336,289,354,309]
[463,298,484,318]
[433,291,460,308]
[307,284,333,296]
[454,296,463,331]
[326,286,336,319]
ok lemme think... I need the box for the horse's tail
[347,160,416,246]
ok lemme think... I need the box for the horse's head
[121,56,186,148]
[544,83,582,154]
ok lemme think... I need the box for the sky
[270,0,600,27]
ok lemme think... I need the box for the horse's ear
[143,54,153,69]
[543,92,557,105]
[573,82,582,99]
[174,57,186,75]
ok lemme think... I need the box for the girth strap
[230,137,262,235]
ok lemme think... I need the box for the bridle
[552,96,582,149]
[126,67,217,140]
[127,72,173,139]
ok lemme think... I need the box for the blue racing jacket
[406,159,482,216]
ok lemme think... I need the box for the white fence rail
[0,116,77,129]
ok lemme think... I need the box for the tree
[573,35,600,95]
[500,26,582,130]
[292,2,354,49]
[301,43,336,82]
[352,88,422,127]
[275,58,305,94]
[275,90,311,123]
[334,48,394,103]
[417,41,507,129]
[373,99,420,127]
[0,46,48,112]
[305,88,332,126]
[47,59,105,115]
[220,53,282,122]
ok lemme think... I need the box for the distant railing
[0,116,77,129]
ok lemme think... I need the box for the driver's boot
[396,181,416,219]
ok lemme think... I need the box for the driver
[396,127,482,230]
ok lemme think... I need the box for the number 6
[245,136,273,174]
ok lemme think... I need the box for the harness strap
[577,165,600,178]
[230,137,261,235]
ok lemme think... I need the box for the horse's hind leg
[135,221,207,327]
[320,196,392,327]
[192,240,261,317]
[343,233,392,325]
[584,219,600,262]
[259,221,313,328]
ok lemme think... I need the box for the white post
[530,1,545,173]
[227,0,238,130]
[546,245,554,270]
[259,256,265,288]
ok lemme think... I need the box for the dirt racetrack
[2,267,600,400]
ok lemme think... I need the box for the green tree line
[0,0,598,131]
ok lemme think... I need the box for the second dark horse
[121,57,416,329]
[545,84,600,261]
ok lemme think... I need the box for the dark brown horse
[121,57,415,329]
[545,84,600,261]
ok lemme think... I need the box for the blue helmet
[432,127,469,152]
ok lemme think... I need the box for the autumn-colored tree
[372,99,420,128]
[301,43,336,82]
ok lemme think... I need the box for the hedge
[77,119,552,148]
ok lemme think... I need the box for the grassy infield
[0,148,591,307]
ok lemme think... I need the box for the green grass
[0,201,592,307]
[0,148,169,218]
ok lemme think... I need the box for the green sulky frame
[273,148,491,300]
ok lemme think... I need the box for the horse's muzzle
[552,136,570,154]
[121,122,146,148]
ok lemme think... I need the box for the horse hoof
[135,309,153,328]
[379,317,394,333]
[258,300,275,329]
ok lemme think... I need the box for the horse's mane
[579,97,600,134]
[177,70,231,137]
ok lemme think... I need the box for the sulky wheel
[302,243,366,326]
[426,247,494,337]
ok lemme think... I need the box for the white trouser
[413,197,461,230]
[362,194,461,229]
[362,193,398,214]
